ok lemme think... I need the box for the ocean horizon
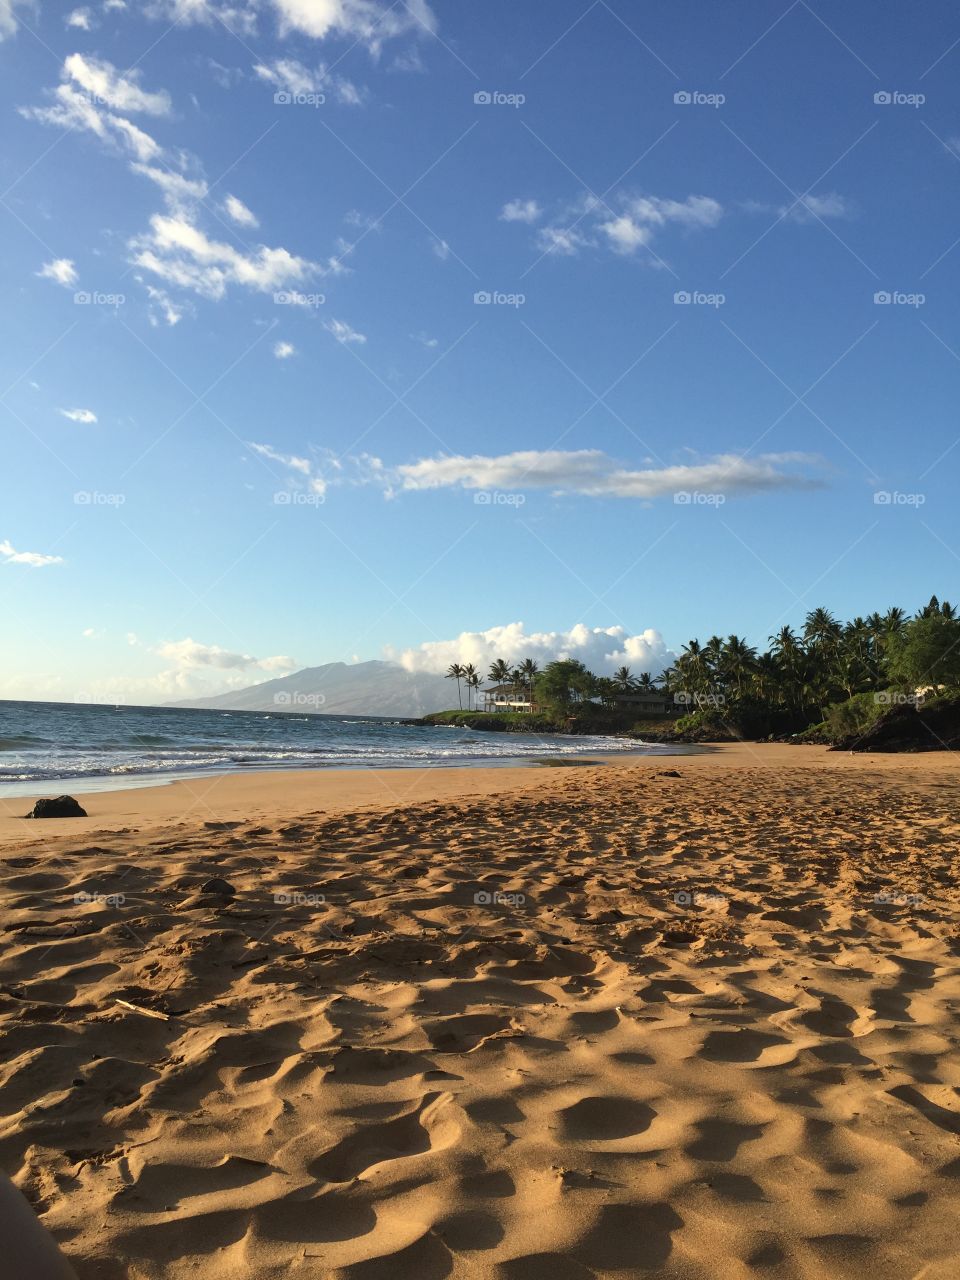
[0,698,685,796]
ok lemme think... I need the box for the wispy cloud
[59,407,97,423]
[273,340,296,359]
[223,193,259,227]
[324,317,367,344]
[156,637,295,673]
[1,538,64,567]
[520,192,724,260]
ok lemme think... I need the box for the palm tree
[520,658,539,700]
[613,665,636,692]
[466,669,481,710]
[445,663,465,710]
[487,658,511,686]
[463,663,479,710]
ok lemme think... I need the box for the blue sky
[2,0,959,702]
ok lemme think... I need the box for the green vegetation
[428,596,960,747]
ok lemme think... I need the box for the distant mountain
[165,660,459,718]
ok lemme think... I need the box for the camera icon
[674,890,692,906]
[674,91,691,105]
[874,91,891,105]
[274,692,292,705]
[73,291,91,305]
[873,490,892,505]
[273,491,292,504]
[673,491,692,504]
[473,290,492,305]
[274,91,293,105]
[473,890,492,904]
[873,291,891,304]
[73,491,91,504]
[673,290,691,304]
[474,91,492,105]
[273,892,293,904]
[474,491,492,504]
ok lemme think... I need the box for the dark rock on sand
[25,795,88,819]
[200,877,236,896]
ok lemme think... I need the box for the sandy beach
[3,743,960,1279]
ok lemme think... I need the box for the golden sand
[2,744,960,1279]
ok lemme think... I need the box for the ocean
[0,700,683,795]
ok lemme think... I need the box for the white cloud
[66,7,95,29]
[63,52,171,114]
[131,214,317,300]
[37,257,79,287]
[392,622,673,679]
[0,538,63,567]
[269,0,436,50]
[432,238,450,261]
[273,340,296,359]
[528,192,723,259]
[500,198,542,224]
[141,281,185,326]
[22,55,168,161]
[0,0,32,40]
[411,331,438,348]
[249,440,312,474]
[156,637,296,672]
[392,448,822,499]
[223,193,259,227]
[132,163,209,212]
[252,56,365,104]
[324,317,366,344]
[780,192,854,223]
[59,407,98,423]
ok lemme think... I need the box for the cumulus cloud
[273,340,296,359]
[156,637,296,672]
[324,317,366,344]
[269,0,436,50]
[0,0,33,40]
[131,214,318,300]
[65,7,95,29]
[500,198,542,224]
[391,622,673,679]
[223,193,258,227]
[528,191,723,259]
[60,407,98,423]
[392,448,823,500]
[21,54,168,161]
[37,257,78,287]
[1,538,63,567]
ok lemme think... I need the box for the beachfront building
[482,684,539,713]
[610,690,677,717]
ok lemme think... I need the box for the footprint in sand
[557,1096,655,1141]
